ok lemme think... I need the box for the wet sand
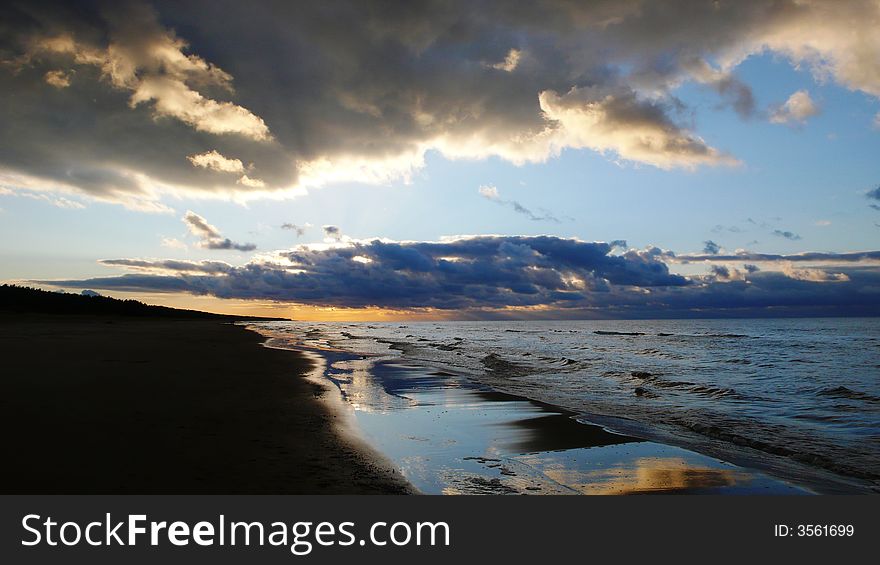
[0,314,414,494]
[269,336,811,495]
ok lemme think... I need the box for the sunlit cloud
[182,210,256,252]
[537,87,736,170]
[43,69,71,88]
[187,150,246,174]
[3,0,880,210]
[489,48,521,72]
[770,90,820,124]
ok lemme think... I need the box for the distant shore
[0,314,414,494]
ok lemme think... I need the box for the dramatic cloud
[770,90,820,124]
[4,0,880,209]
[39,235,880,317]
[478,185,562,223]
[182,210,255,251]
[46,236,688,310]
[536,86,735,170]
[8,7,271,141]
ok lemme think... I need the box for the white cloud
[129,76,271,140]
[782,262,849,282]
[478,185,500,200]
[187,150,246,173]
[770,90,820,124]
[237,174,265,188]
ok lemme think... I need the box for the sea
[250,318,880,494]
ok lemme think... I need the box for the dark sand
[0,315,414,494]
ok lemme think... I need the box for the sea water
[253,318,880,492]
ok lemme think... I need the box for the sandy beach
[0,314,414,494]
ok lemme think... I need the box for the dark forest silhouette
[0,285,283,320]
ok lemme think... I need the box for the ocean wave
[629,371,739,399]
[678,419,880,482]
[481,353,536,379]
[817,386,880,403]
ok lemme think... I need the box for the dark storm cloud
[45,236,689,310]
[41,235,880,317]
[4,0,880,208]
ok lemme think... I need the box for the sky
[1,0,879,320]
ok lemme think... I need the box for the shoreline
[0,314,414,494]
[248,319,878,495]
[252,326,817,495]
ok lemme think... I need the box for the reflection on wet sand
[261,334,808,495]
[518,453,753,495]
[326,357,416,412]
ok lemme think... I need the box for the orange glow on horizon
[64,289,459,321]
